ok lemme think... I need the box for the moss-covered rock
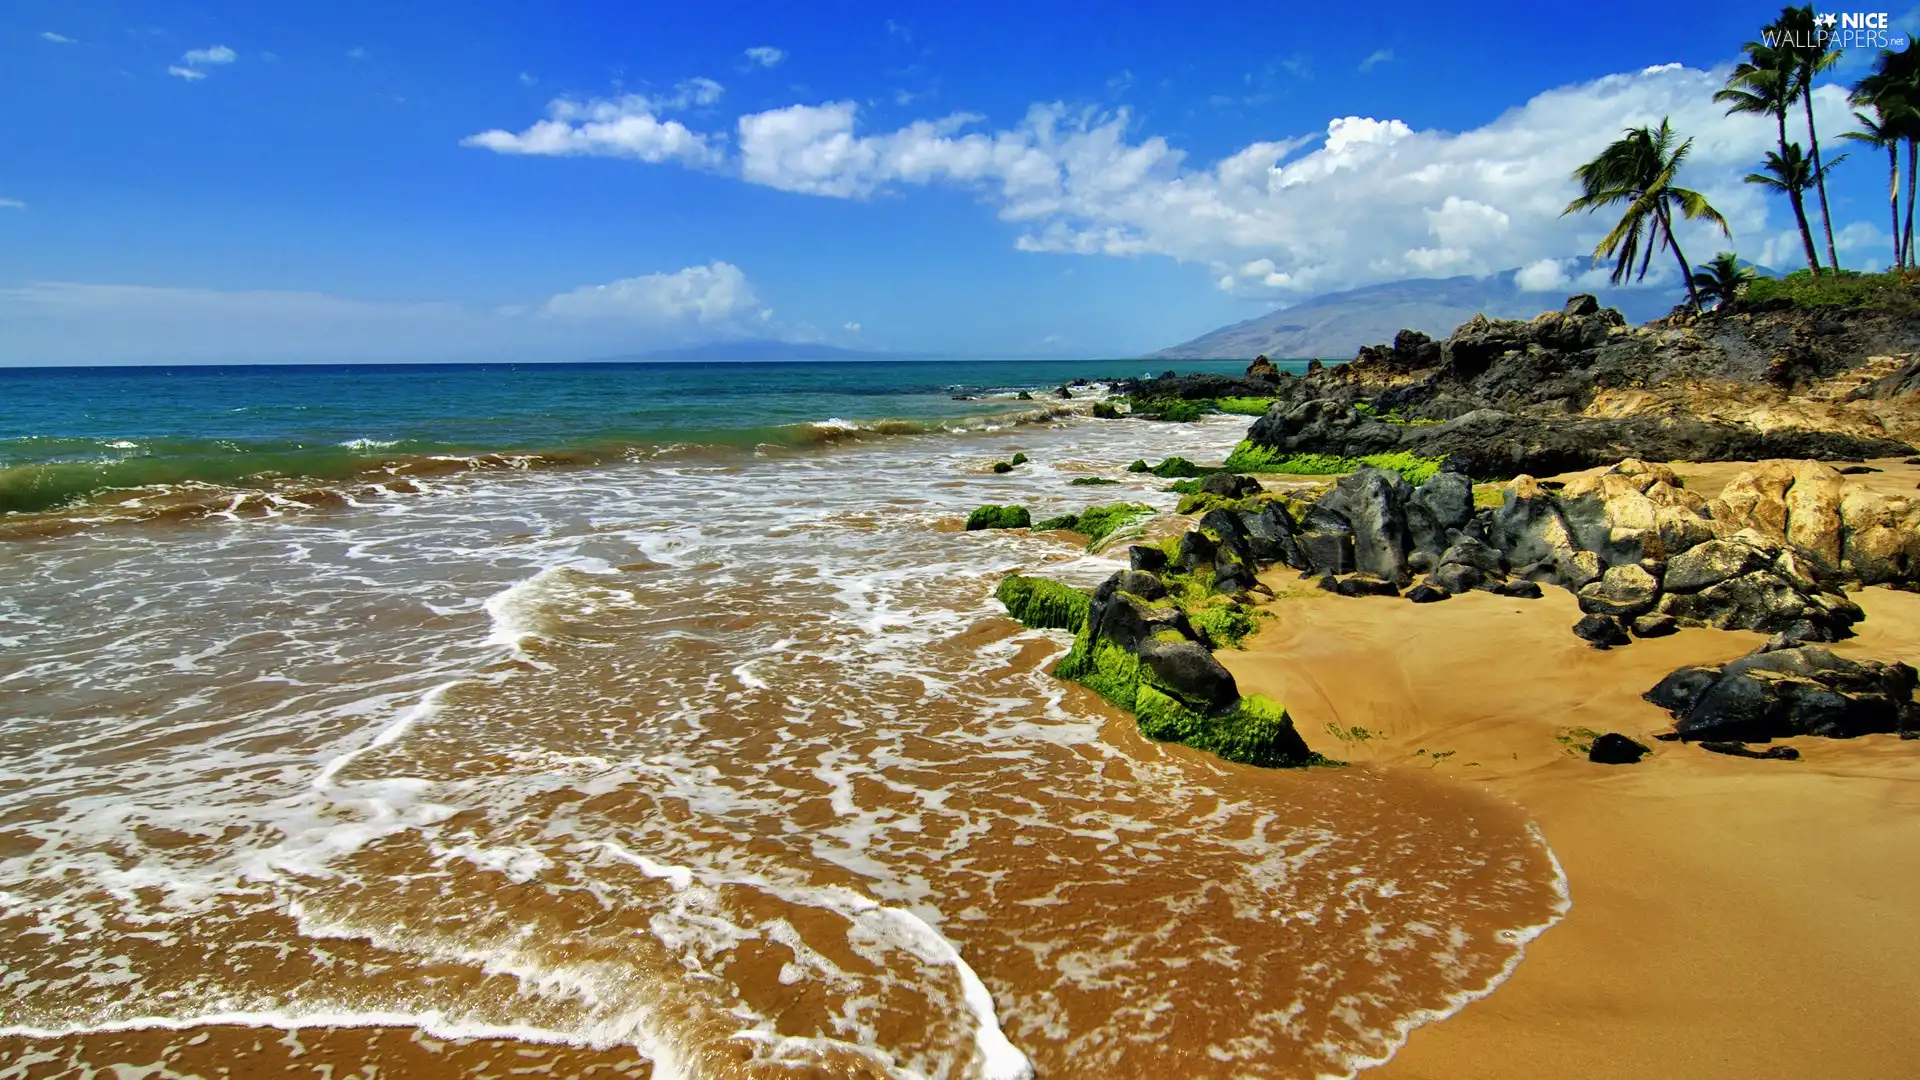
[1069,476,1121,486]
[1147,456,1209,478]
[990,461,1015,474]
[965,504,1031,530]
[1133,687,1316,767]
[1092,401,1123,419]
[1222,442,1445,485]
[1075,502,1154,545]
[1189,603,1259,648]
[1010,453,1028,466]
[994,575,1091,632]
[1126,459,1151,473]
[1032,513,1080,532]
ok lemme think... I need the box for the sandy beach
[1222,552,1920,1079]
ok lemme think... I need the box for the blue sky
[2,1,1916,364]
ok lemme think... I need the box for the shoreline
[1218,569,1920,1080]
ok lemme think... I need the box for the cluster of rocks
[1237,456,1919,650]
[1646,643,1920,743]
[1237,295,1917,478]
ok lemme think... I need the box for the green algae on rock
[965,504,1031,530]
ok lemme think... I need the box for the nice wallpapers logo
[1765,12,1910,49]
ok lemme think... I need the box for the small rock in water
[1407,582,1451,603]
[1837,464,1879,475]
[1054,386,1074,399]
[1573,613,1631,649]
[1588,732,1651,764]
[1904,456,1920,465]
[1699,741,1801,761]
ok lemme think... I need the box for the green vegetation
[1164,478,1205,494]
[1175,491,1276,516]
[1692,253,1758,310]
[1554,725,1605,756]
[1214,396,1278,416]
[1091,401,1123,419]
[1353,401,1439,425]
[1189,604,1259,649]
[1221,442,1446,485]
[1068,476,1121,486]
[1472,483,1507,509]
[1126,397,1210,422]
[994,575,1091,633]
[990,461,1014,474]
[1324,723,1378,744]
[1743,268,1919,311]
[1127,459,1151,473]
[1010,453,1028,466]
[1143,456,1209,478]
[1029,502,1154,547]
[965,504,1031,531]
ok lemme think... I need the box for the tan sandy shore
[1221,556,1920,1079]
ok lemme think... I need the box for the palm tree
[1690,252,1757,310]
[1719,43,1814,269]
[1776,6,1843,270]
[1745,142,1845,274]
[1563,119,1732,313]
[1854,43,1920,269]
[1841,107,1903,268]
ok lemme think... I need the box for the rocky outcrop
[1588,732,1651,764]
[1246,355,1280,382]
[1645,645,1920,743]
[1236,295,1919,478]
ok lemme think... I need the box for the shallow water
[0,403,1565,1079]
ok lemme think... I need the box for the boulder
[1645,645,1920,742]
[1318,467,1414,585]
[1577,563,1661,618]
[1588,732,1650,764]
[1295,505,1357,576]
[1406,471,1474,555]
[1573,613,1631,648]
[1630,612,1679,638]
[1333,573,1402,598]
[1662,538,1769,592]
[1199,472,1266,499]
[1655,568,1856,638]
[1407,582,1451,603]
[1440,535,1506,575]
[1489,578,1544,599]
[1247,355,1280,381]
[1115,570,1167,601]
[1428,562,1486,594]
[1129,544,1169,572]
[1135,637,1240,714]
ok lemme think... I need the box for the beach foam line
[1325,822,1572,1080]
[596,840,1034,1080]
[311,681,457,792]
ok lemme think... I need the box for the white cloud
[744,46,785,68]
[463,88,725,165]
[182,45,236,65]
[468,62,1853,298]
[519,71,538,86]
[0,198,24,209]
[167,66,207,81]
[1358,49,1395,73]
[842,321,861,332]
[41,31,74,44]
[1514,257,1571,291]
[541,262,759,323]
[1,264,772,364]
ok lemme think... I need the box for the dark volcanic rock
[1573,613,1631,648]
[1428,561,1486,594]
[1129,544,1169,572]
[1199,472,1265,499]
[1115,570,1167,600]
[1588,732,1650,764]
[1645,645,1920,742]
[1439,535,1506,575]
[1406,471,1474,554]
[1333,573,1401,598]
[1631,612,1679,638]
[1135,637,1239,713]
[1489,578,1544,599]
[1699,741,1801,760]
[1662,539,1769,593]
[1247,355,1280,381]
[1407,582,1451,603]
[1318,467,1414,585]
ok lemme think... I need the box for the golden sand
[1223,573,1920,1080]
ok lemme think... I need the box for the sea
[0,360,1566,1079]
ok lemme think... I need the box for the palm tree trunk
[1905,137,1917,271]
[1805,90,1841,272]
[1790,188,1821,274]
[1661,205,1702,312]
[1891,144,1903,270]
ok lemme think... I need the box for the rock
[1489,578,1544,599]
[1514,559,1562,586]
[1135,637,1240,714]
[1129,544,1169,572]
[1199,472,1264,499]
[1655,569,1856,638]
[1662,538,1769,592]
[1563,293,1601,317]
[1407,582,1451,603]
[1247,355,1280,381]
[1016,390,1034,400]
[1558,550,1605,590]
[1588,732,1650,764]
[1428,562,1486,594]
[1317,467,1414,585]
[1573,613,1631,648]
[1334,573,1401,598]
[965,505,1031,531]
[1577,563,1661,618]
[1091,400,1122,419]
[1175,529,1218,572]
[1055,386,1073,399]
[1115,570,1167,600]
[1406,471,1474,554]
[1699,741,1801,760]
[1439,535,1506,575]
[1295,505,1357,575]
[1631,612,1678,638]
[1838,464,1880,474]
[1408,550,1436,575]
[1645,645,1920,742]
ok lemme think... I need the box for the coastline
[1220,566,1920,1080]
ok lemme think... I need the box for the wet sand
[1222,575,1920,1080]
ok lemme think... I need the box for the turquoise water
[0,359,1267,514]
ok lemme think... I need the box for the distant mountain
[595,339,905,363]
[1150,266,1690,360]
